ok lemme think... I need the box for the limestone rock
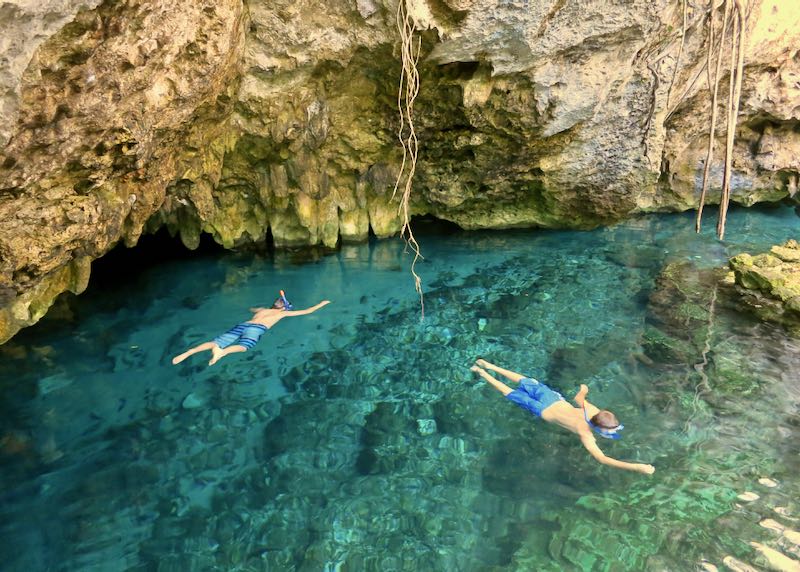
[181,393,206,410]
[737,491,760,502]
[0,0,245,343]
[749,541,800,572]
[729,240,800,330]
[2,0,800,342]
[0,0,104,147]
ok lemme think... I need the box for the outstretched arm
[573,384,600,418]
[285,300,331,316]
[580,434,655,475]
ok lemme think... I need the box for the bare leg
[208,344,247,366]
[471,365,513,396]
[172,342,217,365]
[475,359,527,383]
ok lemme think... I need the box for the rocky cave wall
[1,0,799,342]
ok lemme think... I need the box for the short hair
[591,410,620,429]
[271,298,285,309]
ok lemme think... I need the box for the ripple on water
[0,206,799,571]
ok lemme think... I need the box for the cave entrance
[89,229,224,291]
[407,214,463,237]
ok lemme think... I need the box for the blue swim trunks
[506,378,565,418]
[213,322,269,350]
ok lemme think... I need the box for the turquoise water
[1,206,798,571]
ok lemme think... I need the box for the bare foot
[471,365,484,374]
[208,347,223,366]
[475,358,489,368]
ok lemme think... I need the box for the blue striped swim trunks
[506,378,565,418]
[212,322,269,350]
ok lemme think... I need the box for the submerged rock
[722,555,760,572]
[416,418,437,436]
[641,261,722,365]
[760,519,800,547]
[749,541,800,572]
[181,393,206,410]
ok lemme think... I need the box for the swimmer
[471,358,655,475]
[172,291,330,366]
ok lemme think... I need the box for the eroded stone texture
[656,1,800,212]
[0,0,246,342]
[0,0,104,147]
[729,240,800,331]
[640,256,797,404]
[2,0,800,342]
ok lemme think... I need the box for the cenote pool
[1,206,798,571]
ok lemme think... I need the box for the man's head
[272,290,293,311]
[590,410,620,430]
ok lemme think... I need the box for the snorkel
[583,404,624,440]
[279,290,294,311]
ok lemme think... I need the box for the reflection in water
[0,206,798,571]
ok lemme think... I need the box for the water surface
[1,206,798,571]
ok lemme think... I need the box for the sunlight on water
[0,206,798,571]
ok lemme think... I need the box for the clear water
[1,206,798,571]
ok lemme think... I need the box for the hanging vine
[393,0,425,317]
[696,0,730,232]
[716,0,746,239]
[664,0,688,112]
[696,0,747,239]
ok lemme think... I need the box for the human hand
[319,300,331,307]
[639,464,655,475]
[573,384,589,405]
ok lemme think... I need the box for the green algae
[1,209,799,571]
[729,240,800,333]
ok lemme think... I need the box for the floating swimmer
[171,291,330,366]
[471,358,655,474]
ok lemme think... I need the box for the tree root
[696,0,730,232]
[717,0,746,240]
[393,0,425,317]
[696,0,746,240]
[665,0,688,111]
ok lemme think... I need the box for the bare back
[248,308,288,328]
[248,300,330,328]
[540,401,595,437]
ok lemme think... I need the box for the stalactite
[393,0,425,317]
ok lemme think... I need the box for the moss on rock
[0,256,91,344]
[729,240,800,331]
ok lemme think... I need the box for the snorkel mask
[279,290,294,311]
[583,404,624,440]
